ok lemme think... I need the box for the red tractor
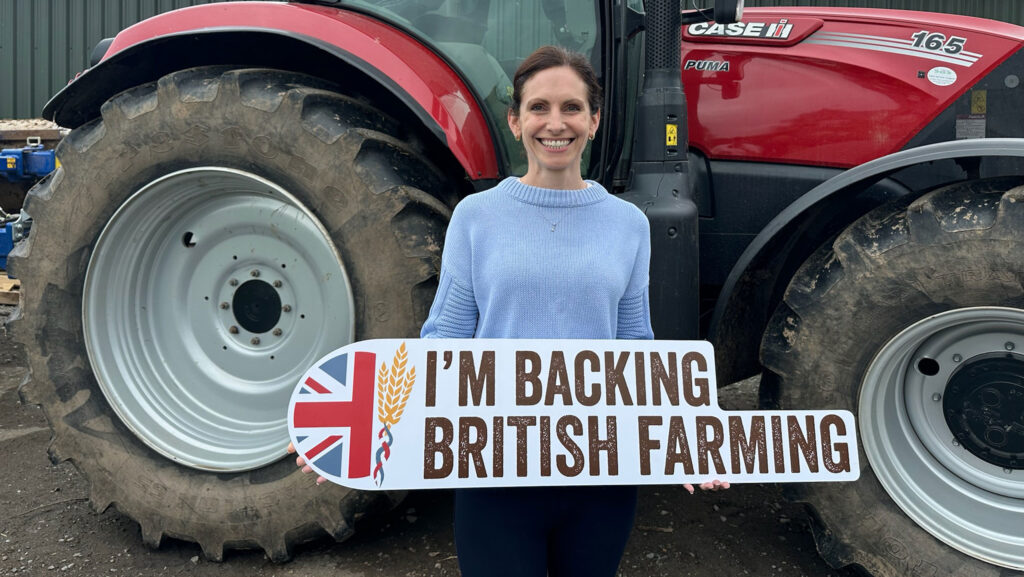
[10,0,1024,575]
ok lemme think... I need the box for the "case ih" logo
[688,19,793,40]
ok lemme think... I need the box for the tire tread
[12,66,456,561]
[760,177,1024,576]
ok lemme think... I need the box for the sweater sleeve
[420,268,479,338]
[617,212,655,340]
[420,203,479,338]
[617,286,653,340]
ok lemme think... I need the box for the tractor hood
[683,7,1024,168]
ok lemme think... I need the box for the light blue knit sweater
[420,177,654,340]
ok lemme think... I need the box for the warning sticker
[971,90,987,115]
[666,124,678,146]
[956,114,986,140]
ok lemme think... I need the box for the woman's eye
[530,104,546,111]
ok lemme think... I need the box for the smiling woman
[417,46,652,577]
[415,45,726,577]
[507,47,602,190]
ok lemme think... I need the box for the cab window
[339,0,601,177]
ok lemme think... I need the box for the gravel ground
[0,239,852,576]
[0,325,851,577]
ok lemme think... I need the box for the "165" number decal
[911,31,967,55]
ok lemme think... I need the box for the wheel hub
[232,279,283,334]
[860,307,1024,569]
[83,167,355,472]
[944,354,1024,470]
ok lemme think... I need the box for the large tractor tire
[760,178,1024,576]
[9,67,453,561]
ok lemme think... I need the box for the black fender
[708,138,1024,385]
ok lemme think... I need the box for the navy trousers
[454,485,638,577]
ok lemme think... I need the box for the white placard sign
[287,339,859,490]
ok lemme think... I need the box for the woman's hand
[683,480,730,494]
[286,442,328,486]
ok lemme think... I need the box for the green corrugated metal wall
[1,0,1022,119]
[0,0,241,119]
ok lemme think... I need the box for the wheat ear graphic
[373,342,416,486]
[378,342,415,428]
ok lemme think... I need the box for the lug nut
[229,326,239,334]
[931,393,942,402]
[251,269,260,278]
[229,278,239,287]
[273,328,283,337]
[952,354,962,363]
[1005,342,1016,351]
[219,302,230,310]
[273,280,282,288]
[251,337,261,345]
[282,304,292,313]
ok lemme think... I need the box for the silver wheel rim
[84,167,355,472]
[860,306,1024,569]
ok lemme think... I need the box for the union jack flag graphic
[291,351,377,480]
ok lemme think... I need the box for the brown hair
[510,45,603,116]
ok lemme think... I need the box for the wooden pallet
[0,275,21,306]
[0,128,65,148]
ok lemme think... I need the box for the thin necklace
[536,206,567,232]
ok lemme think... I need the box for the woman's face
[508,66,600,186]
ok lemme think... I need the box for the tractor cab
[332,0,602,176]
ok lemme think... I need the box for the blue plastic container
[0,222,13,271]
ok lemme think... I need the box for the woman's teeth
[540,139,571,148]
